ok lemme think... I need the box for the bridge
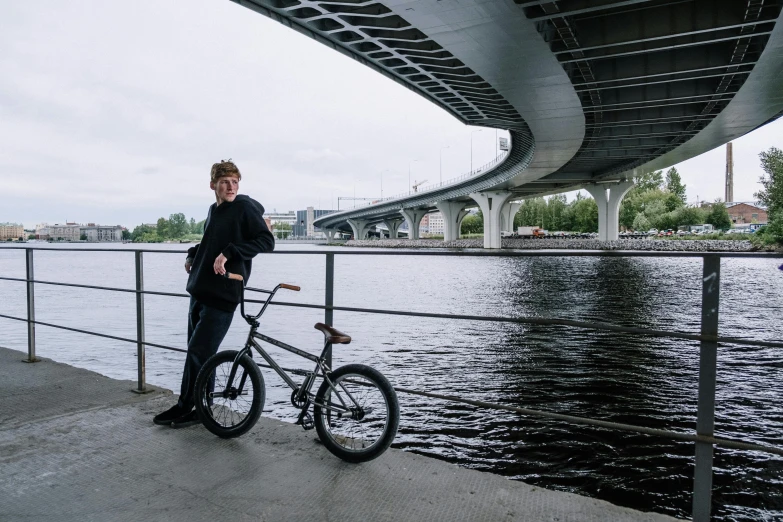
[231,0,783,247]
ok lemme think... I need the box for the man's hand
[185,261,192,274]
[214,253,228,276]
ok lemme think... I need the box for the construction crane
[412,179,428,193]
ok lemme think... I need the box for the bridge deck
[0,346,678,522]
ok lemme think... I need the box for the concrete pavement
[0,346,679,521]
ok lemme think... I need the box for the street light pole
[440,146,450,185]
[471,129,483,172]
[408,159,419,195]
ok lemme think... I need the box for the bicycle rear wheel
[314,364,399,463]
[195,350,265,439]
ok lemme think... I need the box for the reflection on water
[0,244,781,521]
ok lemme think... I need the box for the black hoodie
[185,195,275,312]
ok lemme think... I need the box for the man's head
[210,160,241,205]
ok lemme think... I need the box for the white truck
[517,226,547,238]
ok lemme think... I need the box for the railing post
[23,248,39,363]
[132,251,148,393]
[692,255,720,522]
[324,253,334,367]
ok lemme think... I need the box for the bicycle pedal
[300,413,314,431]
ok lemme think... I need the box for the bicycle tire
[314,364,399,463]
[194,350,265,439]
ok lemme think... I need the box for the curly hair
[210,159,242,183]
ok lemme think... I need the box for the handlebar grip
[279,283,300,291]
[224,272,244,281]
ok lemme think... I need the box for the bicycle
[193,273,400,463]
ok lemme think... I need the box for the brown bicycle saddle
[314,322,351,344]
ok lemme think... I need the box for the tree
[571,197,598,232]
[633,169,664,193]
[547,194,568,231]
[28,234,35,240]
[632,213,651,232]
[461,212,483,234]
[121,229,131,240]
[755,147,783,216]
[168,213,188,238]
[156,217,170,239]
[80,233,87,241]
[619,198,639,229]
[706,201,732,230]
[665,167,687,203]
[131,224,156,242]
[515,198,546,227]
[273,222,292,239]
[763,210,783,243]
[189,217,197,234]
[663,192,684,212]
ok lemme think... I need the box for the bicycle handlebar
[223,273,300,292]
[228,273,302,321]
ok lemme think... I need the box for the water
[1,243,781,520]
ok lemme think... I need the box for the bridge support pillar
[435,201,469,242]
[584,181,635,241]
[346,219,370,240]
[400,208,428,240]
[470,191,515,249]
[500,201,522,234]
[383,218,403,239]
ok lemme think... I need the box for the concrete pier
[0,346,678,522]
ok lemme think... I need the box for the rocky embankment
[345,238,756,251]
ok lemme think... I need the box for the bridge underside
[232,0,783,243]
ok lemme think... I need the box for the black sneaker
[170,410,200,429]
[153,404,190,426]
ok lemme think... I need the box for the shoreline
[342,238,773,252]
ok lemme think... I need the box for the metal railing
[339,150,510,211]
[1,246,783,522]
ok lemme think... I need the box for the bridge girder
[230,0,783,231]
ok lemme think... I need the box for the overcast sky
[1,0,780,229]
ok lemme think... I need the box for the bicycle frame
[218,282,359,421]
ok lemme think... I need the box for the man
[153,160,275,427]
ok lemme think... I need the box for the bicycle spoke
[206,359,256,428]
[319,373,389,452]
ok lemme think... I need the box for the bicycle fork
[211,346,253,401]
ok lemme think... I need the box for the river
[1,242,781,520]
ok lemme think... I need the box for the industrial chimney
[725,142,734,203]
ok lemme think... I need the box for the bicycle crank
[296,410,314,430]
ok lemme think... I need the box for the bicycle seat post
[322,341,333,368]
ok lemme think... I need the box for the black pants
[177,297,234,409]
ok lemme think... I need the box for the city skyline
[1,1,780,230]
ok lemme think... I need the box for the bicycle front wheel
[314,364,399,463]
[194,350,265,439]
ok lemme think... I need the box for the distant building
[49,223,82,241]
[0,223,24,240]
[428,212,444,236]
[35,223,51,240]
[420,214,430,235]
[266,210,296,225]
[81,224,123,242]
[295,207,337,238]
[726,202,768,224]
